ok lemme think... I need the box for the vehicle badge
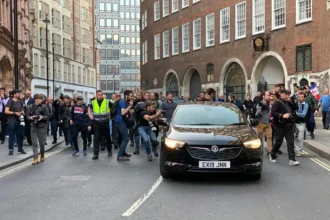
[211,145,219,153]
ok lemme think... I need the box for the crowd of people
[0,88,178,164]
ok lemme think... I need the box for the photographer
[255,91,272,155]
[5,89,26,155]
[137,101,162,161]
[27,94,50,165]
[270,89,299,166]
[294,93,309,157]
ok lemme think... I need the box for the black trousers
[93,121,112,155]
[0,113,7,142]
[72,123,87,151]
[24,120,32,145]
[271,124,295,160]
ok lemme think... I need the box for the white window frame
[154,1,160,21]
[206,13,215,47]
[193,18,201,50]
[252,0,265,35]
[193,0,200,4]
[144,10,148,28]
[163,0,169,17]
[172,0,178,13]
[172,27,179,55]
[220,7,230,44]
[144,40,148,64]
[154,34,160,60]
[235,2,246,40]
[182,23,189,53]
[272,0,286,30]
[141,13,145,29]
[296,0,312,24]
[163,30,169,58]
[182,0,189,9]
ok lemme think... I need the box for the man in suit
[22,90,35,146]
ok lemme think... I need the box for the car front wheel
[160,150,171,179]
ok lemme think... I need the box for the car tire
[249,173,261,181]
[160,150,171,179]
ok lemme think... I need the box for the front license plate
[198,161,231,169]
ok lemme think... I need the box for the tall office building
[95,0,141,97]
[30,0,97,100]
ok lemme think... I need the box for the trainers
[83,149,87,156]
[289,160,300,166]
[296,151,302,157]
[19,150,27,154]
[9,151,13,156]
[87,142,92,148]
[269,154,276,163]
[133,150,140,155]
[148,154,153,161]
[152,148,159,157]
[52,141,57,144]
[277,150,282,155]
[72,150,79,156]
[117,156,130,161]
[311,133,315,139]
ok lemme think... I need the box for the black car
[159,101,262,180]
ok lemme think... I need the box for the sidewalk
[0,135,64,171]
[303,117,330,160]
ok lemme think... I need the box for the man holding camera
[256,91,272,155]
[270,89,299,166]
[5,89,26,155]
[138,101,162,161]
[27,94,50,165]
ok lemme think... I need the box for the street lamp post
[43,17,50,97]
[51,42,56,97]
[13,0,19,89]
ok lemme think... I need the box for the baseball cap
[280,89,289,94]
[63,95,70,99]
[299,86,306,90]
[77,96,83,100]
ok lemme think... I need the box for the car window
[171,105,244,125]
[173,99,184,104]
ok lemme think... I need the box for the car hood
[166,124,257,145]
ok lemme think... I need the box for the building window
[272,0,286,29]
[154,1,160,21]
[193,18,201,50]
[193,0,200,3]
[100,65,106,75]
[106,3,111,11]
[182,0,189,8]
[113,3,119,12]
[235,2,246,39]
[207,63,214,82]
[154,34,160,60]
[220,8,230,43]
[113,19,119,28]
[106,18,112,27]
[99,18,105,27]
[114,80,120,91]
[113,35,119,45]
[144,10,147,28]
[172,27,179,55]
[296,45,312,72]
[107,80,114,91]
[206,13,215,47]
[182,23,189,53]
[101,80,107,90]
[253,0,265,34]
[172,0,178,13]
[296,0,312,23]
[163,30,169,58]
[100,49,106,59]
[163,0,169,17]
[142,40,148,65]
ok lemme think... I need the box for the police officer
[27,94,50,165]
[88,90,112,160]
[70,96,89,156]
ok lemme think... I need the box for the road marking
[122,176,163,217]
[0,146,66,179]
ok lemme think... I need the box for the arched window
[207,63,214,82]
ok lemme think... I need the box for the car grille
[187,146,242,160]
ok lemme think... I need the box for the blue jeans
[115,122,129,157]
[138,126,159,155]
[109,120,113,136]
[7,121,24,152]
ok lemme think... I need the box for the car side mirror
[249,118,259,127]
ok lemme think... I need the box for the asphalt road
[1,141,330,220]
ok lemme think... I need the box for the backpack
[110,100,120,120]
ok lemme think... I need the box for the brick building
[0,0,33,91]
[141,0,330,101]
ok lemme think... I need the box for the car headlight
[243,139,261,149]
[165,138,185,149]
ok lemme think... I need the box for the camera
[32,115,40,125]
[148,121,157,132]
[19,115,25,126]
[259,101,268,111]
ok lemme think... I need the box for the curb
[0,140,65,171]
[304,141,330,161]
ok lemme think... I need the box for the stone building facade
[141,0,330,100]
[0,0,33,91]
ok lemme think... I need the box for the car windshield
[171,105,245,126]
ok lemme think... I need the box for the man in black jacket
[22,90,35,146]
[270,89,299,166]
[59,95,71,146]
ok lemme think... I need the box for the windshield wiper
[229,123,246,125]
